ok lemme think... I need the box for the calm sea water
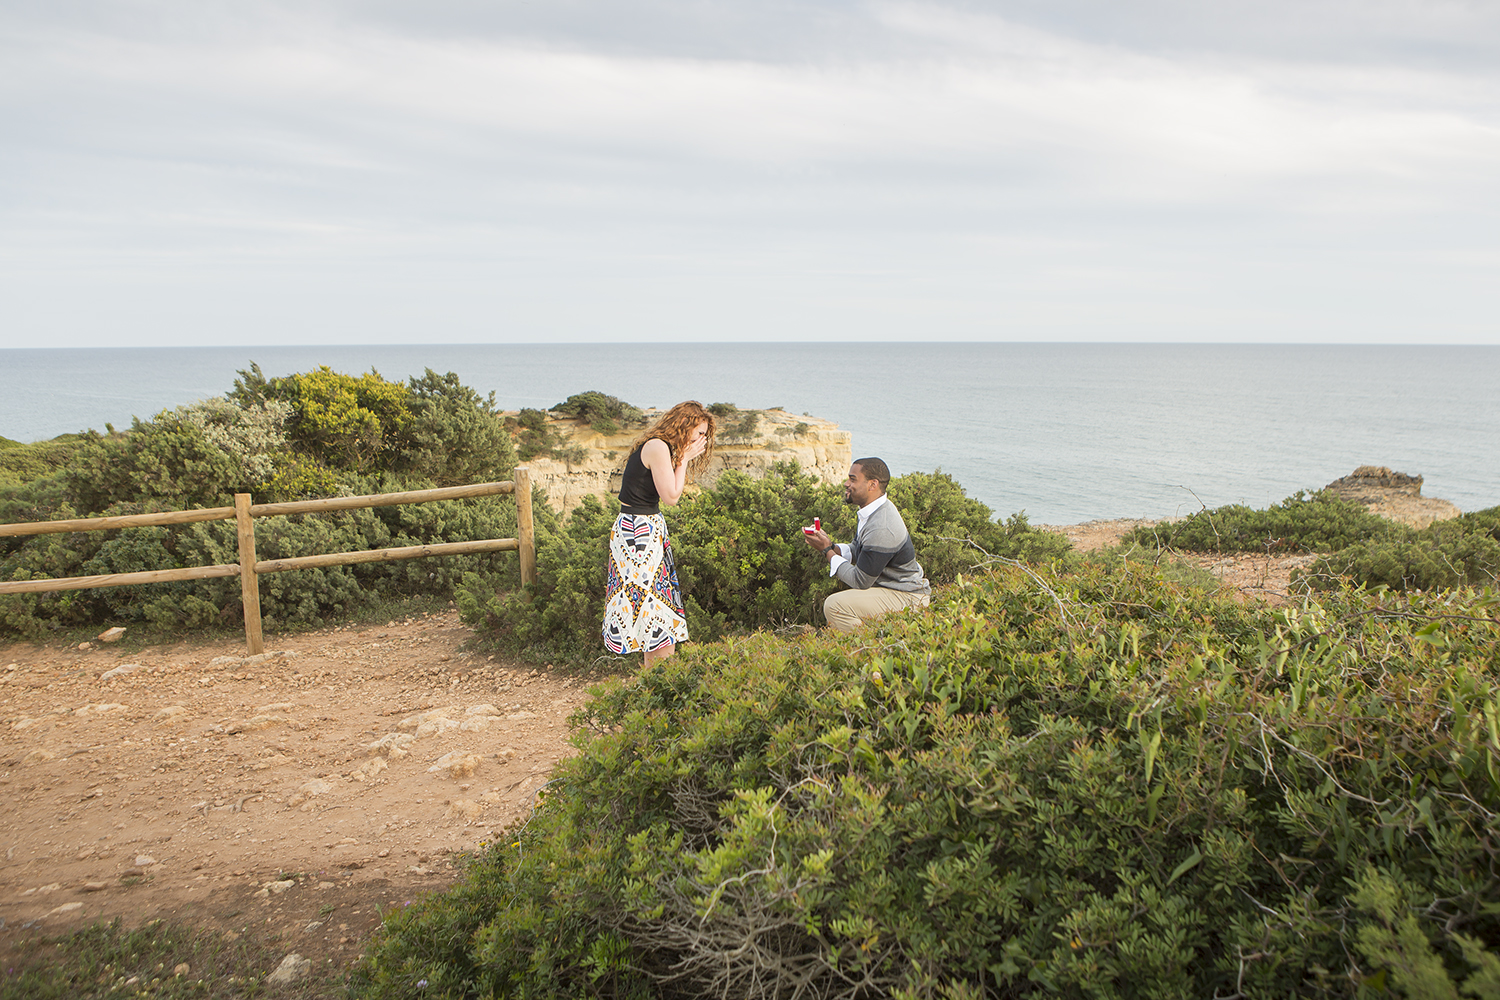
[3,343,1497,525]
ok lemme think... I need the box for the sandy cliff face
[510,408,853,513]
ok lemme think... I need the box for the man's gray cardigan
[833,500,930,595]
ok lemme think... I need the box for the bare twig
[1241,713,1391,808]
[700,777,826,922]
[1179,485,1224,551]
[937,535,1080,652]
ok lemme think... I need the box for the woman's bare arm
[642,438,690,506]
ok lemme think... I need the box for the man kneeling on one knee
[803,458,931,632]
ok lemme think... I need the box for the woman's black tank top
[618,444,661,514]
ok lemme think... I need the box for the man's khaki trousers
[824,587,930,632]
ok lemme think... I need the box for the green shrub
[0,481,520,638]
[457,491,593,666]
[63,418,253,513]
[507,408,565,461]
[458,463,1073,664]
[354,568,1500,999]
[402,370,517,486]
[506,406,586,463]
[1120,492,1500,596]
[707,406,760,443]
[705,403,765,441]
[230,362,415,474]
[0,435,85,490]
[1121,490,1400,554]
[257,454,343,501]
[670,463,855,641]
[1455,505,1500,544]
[551,391,645,431]
[173,396,292,486]
[0,367,526,638]
[1302,514,1500,592]
[0,472,72,544]
[888,470,1074,582]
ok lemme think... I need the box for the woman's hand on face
[679,420,711,466]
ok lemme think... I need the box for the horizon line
[4,340,1499,351]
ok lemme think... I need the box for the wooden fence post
[515,466,536,589]
[235,493,264,654]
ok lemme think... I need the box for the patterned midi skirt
[602,512,689,654]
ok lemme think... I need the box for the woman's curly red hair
[633,401,717,482]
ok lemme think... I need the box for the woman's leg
[644,641,676,667]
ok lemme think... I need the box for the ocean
[2,343,1496,526]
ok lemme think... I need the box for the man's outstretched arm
[833,542,901,590]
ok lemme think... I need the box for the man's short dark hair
[853,457,890,490]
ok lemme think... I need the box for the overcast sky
[3,0,1499,347]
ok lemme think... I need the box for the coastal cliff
[508,406,853,513]
[1322,464,1460,529]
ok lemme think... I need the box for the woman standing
[603,401,716,665]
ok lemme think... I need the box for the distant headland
[506,405,853,513]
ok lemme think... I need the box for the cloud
[2,1,1499,345]
[18,4,1497,189]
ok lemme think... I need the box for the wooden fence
[0,468,535,654]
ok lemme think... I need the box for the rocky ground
[0,610,597,983]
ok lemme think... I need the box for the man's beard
[843,490,858,506]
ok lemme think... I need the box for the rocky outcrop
[511,408,853,513]
[1325,465,1425,500]
[1323,465,1460,530]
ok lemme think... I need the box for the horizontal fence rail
[0,481,530,538]
[0,468,536,654]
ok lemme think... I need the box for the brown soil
[0,611,593,983]
[1039,518,1177,554]
[1037,517,1317,603]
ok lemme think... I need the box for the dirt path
[0,610,594,976]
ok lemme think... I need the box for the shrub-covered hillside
[0,366,524,637]
[457,462,1073,664]
[3,376,1066,646]
[1123,490,1500,593]
[1303,507,1500,593]
[355,563,1500,999]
